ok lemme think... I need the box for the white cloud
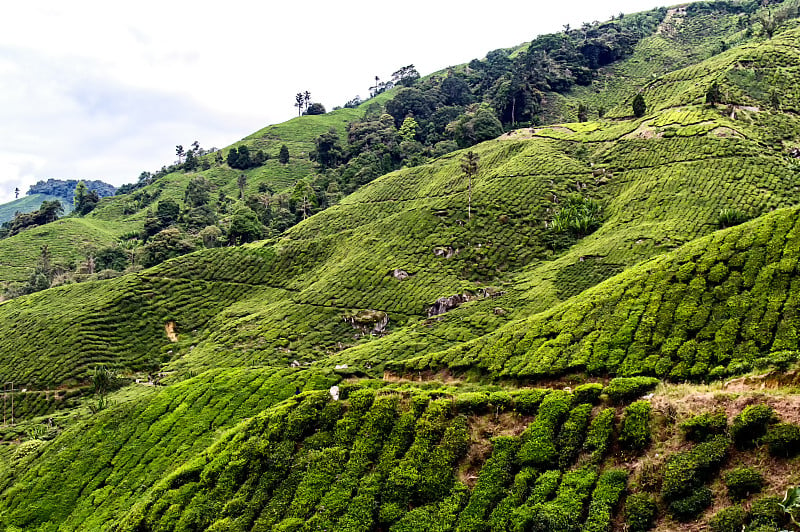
[0,0,669,203]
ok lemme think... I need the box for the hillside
[0,194,69,225]
[3,2,800,531]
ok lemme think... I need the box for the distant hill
[0,193,71,224]
[26,178,116,204]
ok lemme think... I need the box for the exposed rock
[790,147,800,159]
[290,360,301,368]
[428,294,476,317]
[342,309,389,334]
[329,385,340,401]
[494,307,506,315]
[428,288,506,317]
[392,269,410,281]
[334,364,349,370]
[433,246,458,259]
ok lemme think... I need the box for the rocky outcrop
[342,309,389,334]
[427,287,506,317]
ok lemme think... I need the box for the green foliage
[718,207,750,228]
[632,93,647,118]
[549,194,603,237]
[709,505,746,532]
[723,467,763,500]
[731,404,777,449]
[619,401,652,451]
[557,403,592,468]
[624,493,657,532]
[764,422,800,458]
[573,383,603,405]
[748,495,786,529]
[603,377,659,404]
[518,390,572,468]
[680,411,728,442]
[584,469,628,532]
[669,486,713,521]
[662,435,730,510]
[584,408,616,462]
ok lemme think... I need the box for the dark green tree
[312,128,343,168]
[632,93,647,118]
[229,208,264,244]
[184,176,211,207]
[304,102,326,115]
[156,199,180,227]
[294,92,305,116]
[279,144,290,164]
[237,174,247,200]
[460,151,479,221]
[706,82,722,105]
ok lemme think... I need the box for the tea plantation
[3,3,800,531]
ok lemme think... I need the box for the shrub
[454,392,489,414]
[619,401,652,451]
[723,467,763,500]
[764,422,800,458]
[510,389,549,415]
[718,208,749,229]
[573,383,603,405]
[747,496,785,528]
[584,408,615,462]
[668,486,713,521]
[489,391,513,414]
[624,493,657,532]
[603,377,659,404]
[584,469,628,532]
[708,505,746,532]
[731,404,777,449]
[662,435,730,502]
[557,403,592,468]
[680,411,728,442]
[518,391,571,468]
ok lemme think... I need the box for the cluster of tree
[293,91,326,116]
[27,178,116,201]
[314,14,668,193]
[0,200,63,238]
[227,145,268,169]
[73,181,101,215]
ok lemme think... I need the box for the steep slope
[397,204,800,381]
[1,25,800,390]
[4,5,800,532]
[0,194,68,225]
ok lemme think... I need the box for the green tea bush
[518,391,572,468]
[510,389,549,415]
[584,408,616,462]
[454,392,490,414]
[668,486,713,521]
[603,377,659,404]
[584,469,628,532]
[662,435,731,503]
[517,468,598,532]
[557,403,593,468]
[573,383,603,405]
[723,467,764,500]
[624,493,657,532]
[680,411,728,442]
[764,422,800,457]
[731,404,777,449]
[457,436,520,531]
[708,505,746,532]
[619,401,652,451]
[747,496,785,528]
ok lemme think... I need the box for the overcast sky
[0,0,672,203]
